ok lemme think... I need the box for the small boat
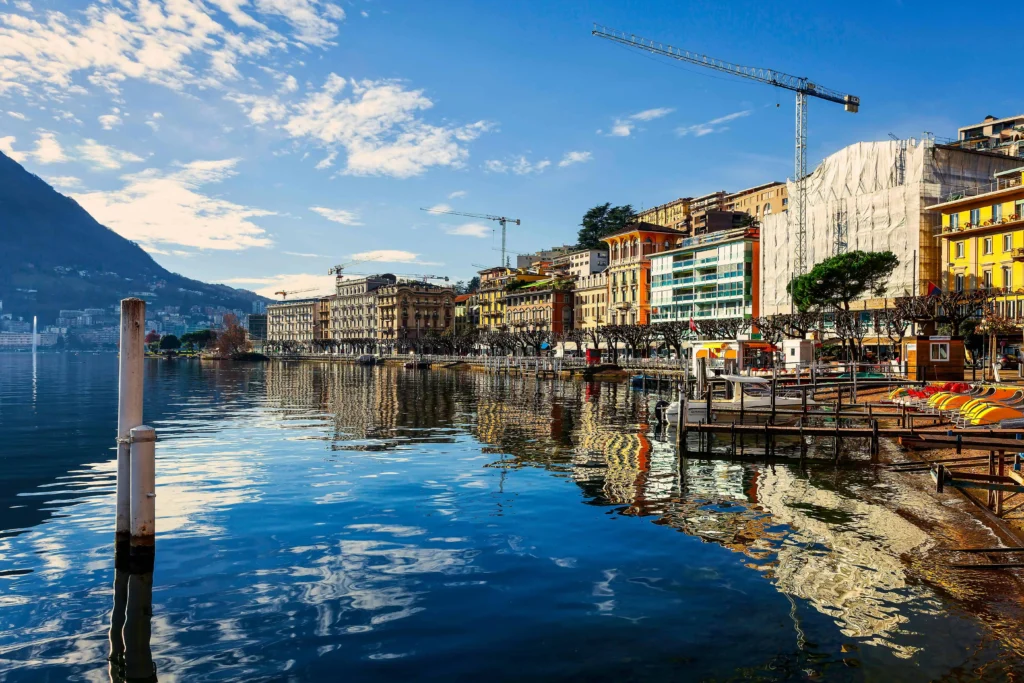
[661,375,811,422]
[356,354,376,365]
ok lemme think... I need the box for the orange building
[601,222,683,325]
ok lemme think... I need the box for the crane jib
[592,26,857,109]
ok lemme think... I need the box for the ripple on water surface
[0,355,1021,681]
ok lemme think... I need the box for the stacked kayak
[889,382,1024,426]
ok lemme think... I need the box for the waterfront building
[601,222,682,325]
[724,182,788,223]
[573,271,608,329]
[267,298,321,350]
[650,227,760,325]
[376,281,455,351]
[0,332,57,348]
[636,197,690,232]
[932,167,1024,318]
[553,248,608,278]
[516,245,575,269]
[246,313,267,341]
[476,266,548,331]
[503,279,573,335]
[329,274,395,352]
[956,114,1024,159]
[453,293,479,333]
[760,138,1022,314]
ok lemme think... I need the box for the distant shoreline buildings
[260,115,1024,353]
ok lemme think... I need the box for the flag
[689,317,697,333]
[926,282,940,297]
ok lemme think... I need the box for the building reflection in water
[260,363,954,660]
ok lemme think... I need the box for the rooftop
[600,221,683,240]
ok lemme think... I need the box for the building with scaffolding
[760,138,1022,315]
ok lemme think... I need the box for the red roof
[454,294,473,303]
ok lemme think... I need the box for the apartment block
[504,279,573,335]
[601,223,681,325]
[573,271,608,329]
[376,281,455,350]
[933,167,1024,318]
[330,274,395,352]
[651,227,759,325]
[957,114,1024,159]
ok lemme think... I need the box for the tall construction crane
[592,25,859,277]
[420,207,521,268]
[274,287,319,300]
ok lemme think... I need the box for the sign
[929,336,951,341]
[906,343,916,351]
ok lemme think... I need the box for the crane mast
[592,25,859,280]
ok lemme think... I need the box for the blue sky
[0,0,1014,297]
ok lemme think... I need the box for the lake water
[1,354,1022,681]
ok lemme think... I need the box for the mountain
[0,151,267,324]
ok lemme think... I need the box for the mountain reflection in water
[0,355,1021,681]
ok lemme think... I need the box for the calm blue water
[0,354,1022,681]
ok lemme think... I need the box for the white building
[555,249,608,278]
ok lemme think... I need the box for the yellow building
[635,197,690,232]
[573,271,608,329]
[724,181,788,222]
[932,168,1024,318]
[476,266,548,330]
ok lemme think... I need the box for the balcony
[941,215,1024,237]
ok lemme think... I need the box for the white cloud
[283,251,320,258]
[14,1,33,12]
[243,73,494,178]
[558,150,592,167]
[145,112,162,131]
[45,175,82,188]
[281,74,298,92]
[631,107,674,122]
[0,131,67,163]
[310,205,361,225]
[31,131,67,163]
[445,223,489,238]
[425,203,452,214]
[73,158,274,252]
[221,272,335,298]
[98,108,122,130]
[227,93,288,125]
[77,139,144,170]
[0,0,343,98]
[448,190,466,199]
[0,135,25,161]
[605,107,674,137]
[314,150,337,169]
[677,110,751,137]
[485,155,550,175]
[7,111,27,120]
[350,249,440,265]
[253,0,344,47]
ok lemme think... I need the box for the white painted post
[129,425,156,544]
[116,298,146,544]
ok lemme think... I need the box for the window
[950,214,959,230]
[970,208,980,225]
[983,270,993,288]
[993,203,1003,222]
[930,342,949,362]
[955,241,965,258]
[1005,234,1014,252]
[984,237,993,255]
[1016,200,1024,218]
[954,273,965,291]
[1003,266,1012,289]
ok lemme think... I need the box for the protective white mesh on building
[760,139,1022,315]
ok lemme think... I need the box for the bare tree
[599,325,623,363]
[654,321,689,359]
[618,324,655,358]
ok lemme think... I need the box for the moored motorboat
[661,375,811,423]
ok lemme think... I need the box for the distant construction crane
[273,287,319,300]
[344,271,450,283]
[592,25,860,278]
[420,207,521,268]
